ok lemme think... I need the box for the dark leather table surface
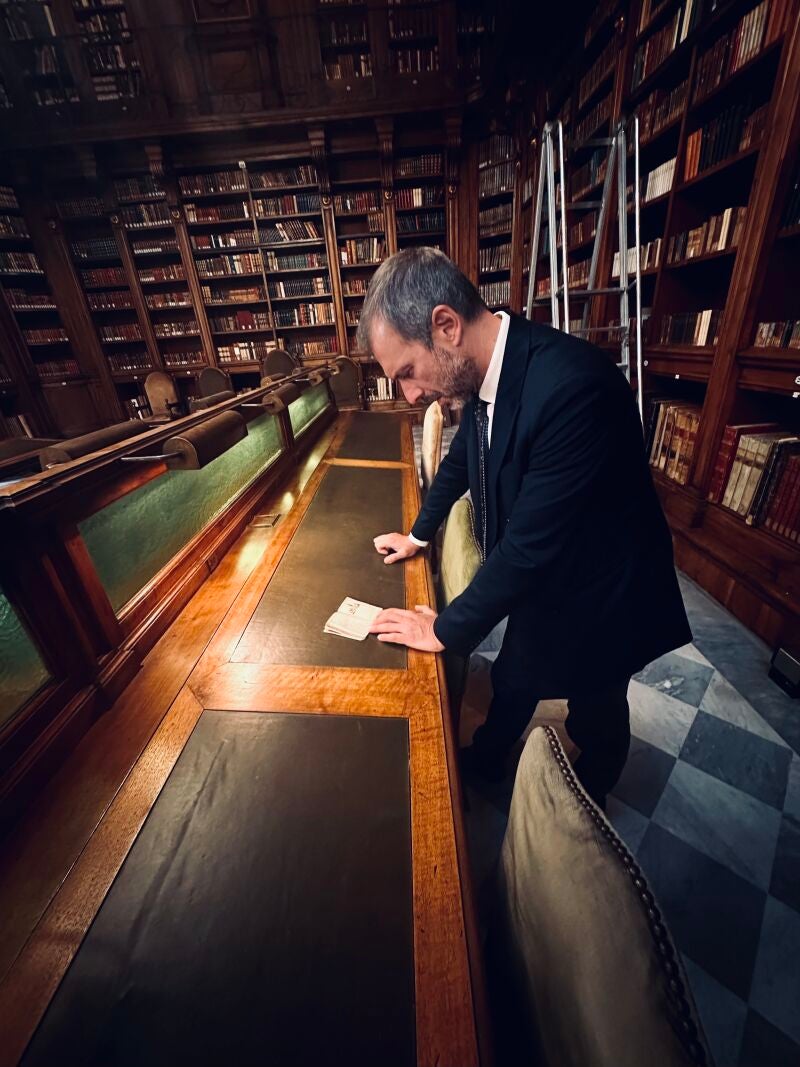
[337,411,404,461]
[234,463,407,668]
[22,710,415,1067]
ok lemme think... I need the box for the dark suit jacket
[413,313,692,695]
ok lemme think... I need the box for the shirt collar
[479,310,511,406]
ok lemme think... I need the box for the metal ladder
[525,117,644,419]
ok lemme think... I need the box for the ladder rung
[568,201,603,209]
[567,138,614,149]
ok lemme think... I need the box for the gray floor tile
[605,795,650,853]
[675,642,714,667]
[738,1009,800,1067]
[770,813,800,918]
[749,896,800,1045]
[680,710,792,810]
[611,735,675,817]
[681,954,747,1067]
[700,671,791,751]
[652,761,781,891]
[637,823,767,1000]
[785,757,800,821]
[628,678,698,757]
[634,650,714,708]
[678,573,800,755]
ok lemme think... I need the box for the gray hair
[356,247,486,353]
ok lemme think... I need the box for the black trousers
[471,626,632,804]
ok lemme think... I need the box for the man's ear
[430,304,463,346]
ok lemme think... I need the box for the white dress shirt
[409,311,511,547]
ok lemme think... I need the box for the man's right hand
[373,532,421,565]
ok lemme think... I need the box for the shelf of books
[113,171,201,386]
[178,157,336,382]
[317,0,374,86]
[0,0,80,111]
[387,0,440,77]
[393,147,445,253]
[0,182,75,437]
[477,132,515,313]
[71,0,143,106]
[330,149,386,375]
[455,0,495,85]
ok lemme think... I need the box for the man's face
[368,315,482,408]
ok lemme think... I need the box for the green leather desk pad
[234,463,407,667]
[337,412,404,461]
[22,710,415,1067]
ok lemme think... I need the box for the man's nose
[401,381,422,405]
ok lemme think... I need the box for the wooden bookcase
[527,0,800,653]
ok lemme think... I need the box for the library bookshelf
[525,0,800,652]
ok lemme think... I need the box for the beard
[419,343,482,407]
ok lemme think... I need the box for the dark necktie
[475,397,489,563]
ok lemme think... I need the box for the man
[361,247,691,807]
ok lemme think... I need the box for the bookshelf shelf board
[342,291,367,298]
[479,229,513,241]
[479,266,511,277]
[212,328,274,337]
[394,204,445,214]
[393,172,443,184]
[261,239,326,249]
[251,184,319,196]
[689,40,782,116]
[101,338,147,346]
[26,339,70,347]
[576,65,615,117]
[339,260,384,268]
[636,0,683,43]
[215,360,261,369]
[676,143,761,192]
[9,304,58,312]
[627,189,672,213]
[260,266,329,276]
[274,322,336,331]
[331,176,381,188]
[186,217,249,227]
[629,39,692,103]
[739,346,800,363]
[629,113,683,155]
[646,343,716,356]
[397,229,446,237]
[337,229,386,238]
[478,187,514,205]
[71,254,123,266]
[0,269,45,277]
[267,293,331,303]
[195,271,263,282]
[778,224,800,241]
[663,247,737,269]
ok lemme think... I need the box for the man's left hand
[368,604,445,652]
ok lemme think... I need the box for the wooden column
[444,110,462,265]
[308,126,348,358]
[17,181,123,426]
[0,287,53,437]
[376,117,397,256]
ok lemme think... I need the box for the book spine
[777,458,800,538]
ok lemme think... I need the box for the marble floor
[460,575,800,1067]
